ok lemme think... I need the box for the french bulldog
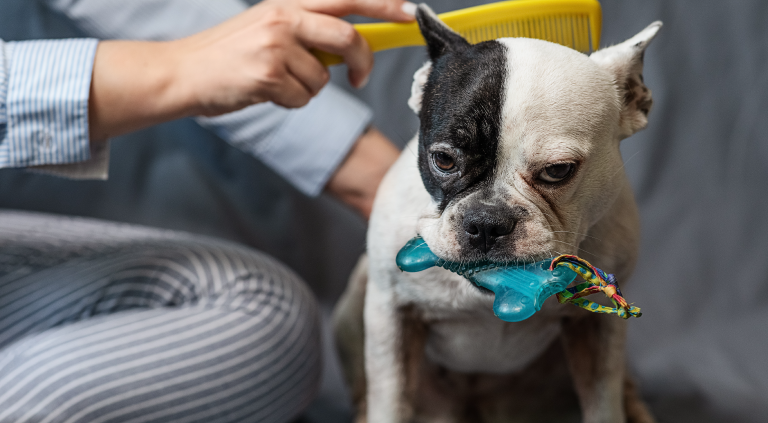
[334,5,662,422]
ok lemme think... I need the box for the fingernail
[401,2,417,16]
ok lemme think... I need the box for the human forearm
[325,128,401,219]
[87,42,401,212]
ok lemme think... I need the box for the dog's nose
[462,207,516,254]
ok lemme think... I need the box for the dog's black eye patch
[417,40,507,211]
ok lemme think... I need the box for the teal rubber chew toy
[395,236,578,322]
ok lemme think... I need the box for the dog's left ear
[416,4,470,61]
[590,21,662,139]
[409,4,471,114]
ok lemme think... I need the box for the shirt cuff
[27,139,109,180]
[0,38,98,169]
[196,84,372,197]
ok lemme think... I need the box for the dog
[334,5,662,422]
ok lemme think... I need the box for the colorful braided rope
[549,255,642,319]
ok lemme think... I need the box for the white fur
[407,62,431,114]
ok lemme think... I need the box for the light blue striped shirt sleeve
[42,0,373,196]
[195,86,372,197]
[0,38,98,170]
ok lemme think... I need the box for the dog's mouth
[435,254,549,275]
[434,256,547,295]
[397,236,550,277]
[430,238,552,272]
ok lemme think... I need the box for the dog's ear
[415,3,470,61]
[590,21,662,139]
[409,4,470,114]
[408,61,431,114]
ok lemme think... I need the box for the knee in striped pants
[0,211,321,423]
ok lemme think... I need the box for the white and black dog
[334,5,661,422]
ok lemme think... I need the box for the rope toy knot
[549,255,642,319]
[602,284,618,298]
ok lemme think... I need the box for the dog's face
[409,6,660,264]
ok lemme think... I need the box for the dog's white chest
[423,309,562,374]
[389,256,567,375]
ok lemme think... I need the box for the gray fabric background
[1,1,767,422]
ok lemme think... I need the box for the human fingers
[296,11,373,88]
[297,0,417,22]
[285,44,331,96]
[243,42,316,109]
[266,69,315,109]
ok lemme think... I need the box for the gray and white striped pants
[0,211,321,423]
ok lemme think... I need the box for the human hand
[325,127,401,219]
[172,0,416,114]
[88,0,415,141]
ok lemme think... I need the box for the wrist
[89,40,191,140]
[141,40,201,119]
[161,37,214,118]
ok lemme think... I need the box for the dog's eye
[432,152,456,172]
[539,163,574,183]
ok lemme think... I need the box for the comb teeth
[455,14,596,53]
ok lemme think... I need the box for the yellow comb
[315,0,601,66]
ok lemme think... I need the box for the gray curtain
[1,1,767,422]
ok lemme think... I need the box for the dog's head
[410,5,661,263]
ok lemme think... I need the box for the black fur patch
[416,40,508,211]
[415,6,470,61]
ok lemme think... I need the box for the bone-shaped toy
[395,236,642,322]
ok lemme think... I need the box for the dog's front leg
[561,314,628,423]
[364,279,410,423]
